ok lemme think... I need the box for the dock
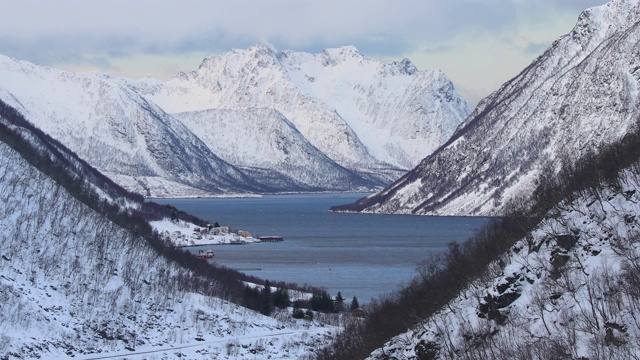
[258,236,284,243]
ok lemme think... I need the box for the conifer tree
[335,291,345,312]
[350,296,360,311]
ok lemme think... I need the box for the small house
[351,308,366,318]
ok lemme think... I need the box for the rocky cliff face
[333,0,640,216]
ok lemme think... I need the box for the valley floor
[77,323,338,360]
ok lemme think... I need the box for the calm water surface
[153,193,489,302]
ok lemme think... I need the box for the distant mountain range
[0,45,469,197]
[332,0,640,216]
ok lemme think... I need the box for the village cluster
[157,219,283,247]
[159,221,258,246]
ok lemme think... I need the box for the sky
[1,0,608,107]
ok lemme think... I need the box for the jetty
[258,236,284,243]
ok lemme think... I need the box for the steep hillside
[126,44,468,177]
[318,98,640,360]
[367,152,640,359]
[280,47,467,169]
[0,55,266,198]
[0,104,336,359]
[333,0,640,216]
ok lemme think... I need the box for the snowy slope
[280,46,468,169]
[125,43,469,174]
[367,162,640,359]
[0,114,337,359]
[334,0,640,216]
[0,55,266,197]
[174,107,385,191]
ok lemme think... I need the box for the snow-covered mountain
[0,45,468,197]
[0,103,337,359]
[0,54,265,197]
[333,0,640,216]
[126,43,469,177]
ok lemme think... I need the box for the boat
[194,249,214,259]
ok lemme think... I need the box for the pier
[258,236,284,243]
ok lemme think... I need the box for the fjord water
[154,193,489,302]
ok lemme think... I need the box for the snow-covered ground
[0,124,338,359]
[367,165,640,359]
[76,325,334,360]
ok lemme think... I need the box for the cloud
[0,1,521,61]
[0,0,610,102]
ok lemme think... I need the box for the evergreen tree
[350,296,360,311]
[259,280,273,315]
[262,280,272,296]
[292,307,305,319]
[311,291,334,312]
[335,291,345,312]
[273,287,290,308]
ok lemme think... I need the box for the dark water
[153,193,489,302]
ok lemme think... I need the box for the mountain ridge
[126,43,469,173]
[332,0,640,216]
[172,107,384,191]
[0,53,268,197]
[0,44,468,197]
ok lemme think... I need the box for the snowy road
[79,327,333,360]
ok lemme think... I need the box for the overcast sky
[1,0,608,107]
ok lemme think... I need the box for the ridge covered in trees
[317,120,640,359]
[0,99,330,315]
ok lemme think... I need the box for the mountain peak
[390,58,418,75]
[333,0,640,216]
[569,0,640,45]
[320,45,364,65]
[250,41,280,57]
[122,42,469,184]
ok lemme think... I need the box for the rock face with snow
[333,0,640,216]
[126,44,469,183]
[0,55,264,197]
